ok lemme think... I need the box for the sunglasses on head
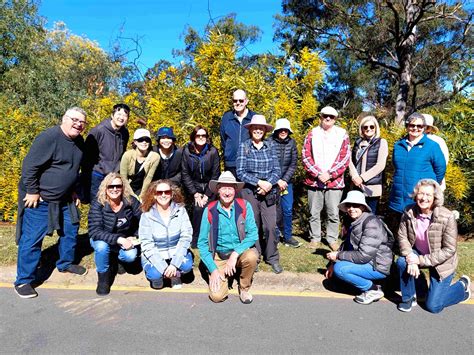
[136,137,151,143]
[363,125,375,130]
[233,99,245,103]
[155,189,172,196]
[408,123,425,129]
[107,184,123,190]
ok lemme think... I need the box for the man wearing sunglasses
[220,89,257,178]
[302,106,351,252]
[14,107,89,299]
[83,103,130,202]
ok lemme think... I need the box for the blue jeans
[90,239,138,273]
[143,251,193,280]
[366,197,379,215]
[333,260,386,291]
[396,254,466,313]
[277,183,294,241]
[15,201,79,285]
[90,171,105,202]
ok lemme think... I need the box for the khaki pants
[209,248,258,303]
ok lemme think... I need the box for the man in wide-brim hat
[198,171,259,304]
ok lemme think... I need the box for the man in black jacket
[14,107,88,299]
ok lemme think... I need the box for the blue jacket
[219,109,256,168]
[389,134,446,213]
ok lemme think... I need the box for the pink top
[415,214,431,255]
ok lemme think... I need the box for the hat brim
[427,125,439,134]
[209,180,245,194]
[273,127,293,134]
[243,123,273,132]
[338,202,372,213]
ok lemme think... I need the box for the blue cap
[156,127,176,140]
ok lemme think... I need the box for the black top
[152,146,183,185]
[129,160,146,194]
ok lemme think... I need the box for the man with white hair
[302,106,351,251]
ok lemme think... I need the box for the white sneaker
[171,277,182,289]
[460,275,471,301]
[354,286,384,305]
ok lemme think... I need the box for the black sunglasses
[107,184,123,190]
[233,99,245,103]
[363,125,375,130]
[136,137,151,143]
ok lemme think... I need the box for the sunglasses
[136,137,151,143]
[321,115,336,120]
[233,99,245,103]
[155,189,172,196]
[346,203,363,209]
[107,184,123,190]
[195,134,207,138]
[408,124,425,129]
[363,125,375,130]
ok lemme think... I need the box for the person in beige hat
[198,171,259,304]
[302,106,351,251]
[422,114,449,189]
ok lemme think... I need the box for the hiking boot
[271,262,283,274]
[117,263,126,275]
[239,288,253,304]
[59,264,88,276]
[284,238,302,248]
[329,242,340,252]
[307,240,321,249]
[171,277,182,289]
[397,297,418,312]
[460,275,471,301]
[150,278,164,290]
[354,286,384,305]
[14,284,38,299]
[96,271,111,296]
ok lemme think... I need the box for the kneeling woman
[326,190,393,305]
[139,180,193,289]
[396,179,471,313]
[88,173,142,295]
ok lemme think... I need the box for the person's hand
[209,270,225,293]
[224,252,238,276]
[23,193,40,208]
[326,251,338,262]
[164,264,177,278]
[352,176,363,187]
[325,263,334,279]
[277,179,288,192]
[117,237,134,250]
[257,180,272,193]
[318,172,331,184]
[194,193,203,207]
[406,253,420,265]
[201,194,209,206]
[407,264,420,279]
[72,192,81,207]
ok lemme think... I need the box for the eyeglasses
[66,115,87,126]
[135,137,151,143]
[346,203,362,209]
[321,115,336,120]
[195,134,207,138]
[155,189,172,196]
[408,124,425,129]
[363,125,375,130]
[107,184,123,190]
[233,99,245,104]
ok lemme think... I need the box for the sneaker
[171,277,182,289]
[307,240,321,249]
[397,297,418,312]
[14,284,38,299]
[239,288,253,304]
[150,278,164,290]
[284,238,302,248]
[117,263,126,275]
[59,264,88,276]
[271,262,283,274]
[460,275,471,301]
[354,286,384,305]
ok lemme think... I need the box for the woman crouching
[326,190,393,305]
[139,180,193,289]
[88,173,141,296]
[396,179,471,313]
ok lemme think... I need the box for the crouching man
[198,171,258,304]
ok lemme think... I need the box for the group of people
[13,90,471,313]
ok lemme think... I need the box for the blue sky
[39,0,283,73]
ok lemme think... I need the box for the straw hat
[209,171,245,194]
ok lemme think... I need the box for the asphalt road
[1,287,473,354]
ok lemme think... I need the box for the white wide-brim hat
[243,114,273,132]
[338,190,372,213]
[422,114,439,133]
[209,171,245,194]
[273,118,293,134]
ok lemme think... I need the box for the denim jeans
[333,260,386,291]
[277,183,294,241]
[15,201,79,285]
[143,251,193,280]
[307,188,343,244]
[365,197,379,215]
[90,171,105,202]
[90,239,138,273]
[396,254,466,313]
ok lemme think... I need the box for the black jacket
[181,143,220,197]
[152,146,183,185]
[88,196,141,245]
[270,135,298,183]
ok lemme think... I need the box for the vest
[352,138,383,185]
[207,198,247,255]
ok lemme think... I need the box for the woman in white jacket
[139,180,193,289]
